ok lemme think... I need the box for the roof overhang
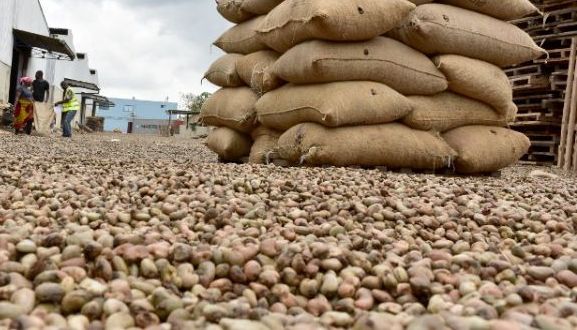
[166,109,197,115]
[13,29,75,60]
[64,78,100,92]
[80,93,115,107]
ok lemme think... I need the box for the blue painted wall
[97,97,178,133]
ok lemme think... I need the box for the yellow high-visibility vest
[62,87,80,112]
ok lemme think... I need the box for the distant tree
[181,92,211,113]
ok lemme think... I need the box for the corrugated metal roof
[13,28,75,60]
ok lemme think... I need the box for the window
[123,105,134,112]
[140,124,159,129]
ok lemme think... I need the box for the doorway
[8,47,30,104]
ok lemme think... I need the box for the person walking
[13,77,35,135]
[32,70,53,136]
[54,81,80,138]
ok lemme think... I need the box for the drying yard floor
[0,132,577,329]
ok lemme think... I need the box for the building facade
[97,97,178,133]
[1,0,55,103]
[0,0,105,129]
[131,118,183,136]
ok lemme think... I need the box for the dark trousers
[62,111,77,137]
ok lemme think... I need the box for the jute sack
[257,81,413,131]
[443,126,530,174]
[217,0,254,23]
[389,4,547,67]
[507,103,519,123]
[249,126,281,164]
[241,0,284,15]
[207,127,253,161]
[200,87,258,133]
[403,92,507,133]
[236,50,284,93]
[433,55,512,115]
[278,123,457,169]
[257,0,415,52]
[33,102,55,137]
[204,54,245,87]
[272,37,448,95]
[214,16,268,54]
[438,0,540,20]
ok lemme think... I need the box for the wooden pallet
[550,71,569,90]
[513,93,557,105]
[538,0,577,12]
[505,64,544,77]
[535,48,572,63]
[521,152,558,164]
[515,112,560,122]
[516,105,547,114]
[524,133,561,143]
[541,98,565,107]
[508,1,577,168]
[529,141,560,153]
[511,74,551,91]
[513,8,577,37]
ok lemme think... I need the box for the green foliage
[181,92,211,114]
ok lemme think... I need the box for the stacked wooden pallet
[86,117,104,132]
[507,0,577,167]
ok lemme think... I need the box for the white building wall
[51,30,76,54]
[15,1,51,82]
[53,54,92,86]
[0,0,16,66]
[0,63,11,103]
[0,0,16,102]
[0,1,102,131]
[49,51,100,128]
[36,31,96,103]
[1,0,50,103]
[89,70,99,85]
[14,0,49,37]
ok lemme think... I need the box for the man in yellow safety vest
[54,81,80,138]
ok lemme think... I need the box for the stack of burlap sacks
[202,0,545,174]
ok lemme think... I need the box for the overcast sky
[40,0,231,104]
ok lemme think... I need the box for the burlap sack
[200,87,258,133]
[241,0,284,15]
[33,102,55,137]
[272,37,448,95]
[249,126,281,164]
[433,55,512,115]
[214,16,268,54]
[278,123,457,169]
[389,4,547,67]
[403,92,507,133]
[207,127,253,161]
[236,50,283,94]
[204,54,245,87]
[438,0,539,20]
[257,0,415,52]
[507,103,519,123]
[257,81,413,131]
[217,0,254,23]
[443,126,531,174]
